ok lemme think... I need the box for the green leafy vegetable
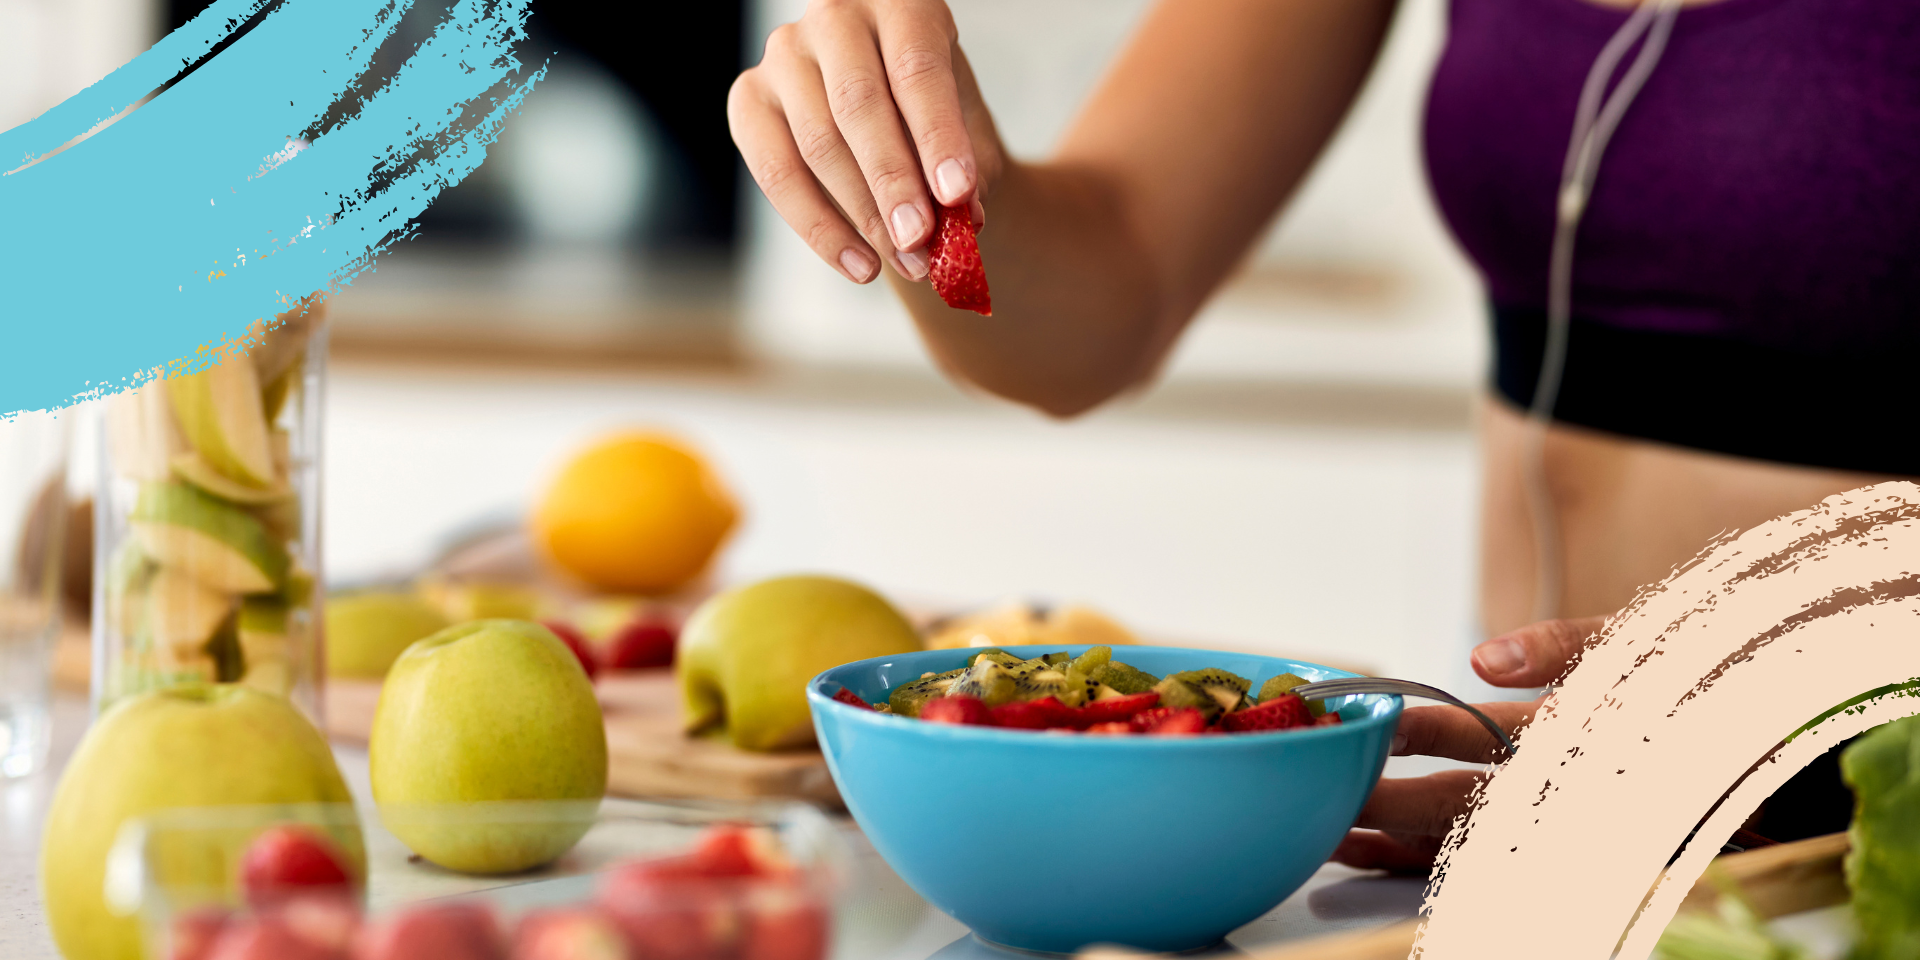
[1842,714,1920,960]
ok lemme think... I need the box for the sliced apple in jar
[130,481,289,594]
[104,377,189,482]
[167,353,277,489]
[238,598,294,694]
[143,566,237,651]
[170,452,293,505]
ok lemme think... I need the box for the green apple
[679,574,920,751]
[41,684,360,960]
[323,591,450,677]
[130,481,289,594]
[370,620,607,874]
[167,354,277,489]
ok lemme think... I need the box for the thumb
[1471,616,1607,688]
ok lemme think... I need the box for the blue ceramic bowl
[807,646,1402,954]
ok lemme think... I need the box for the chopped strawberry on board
[921,695,994,726]
[604,620,677,670]
[990,697,1075,729]
[541,621,600,681]
[1220,694,1312,733]
[1076,692,1160,726]
[830,687,875,711]
[927,204,991,315]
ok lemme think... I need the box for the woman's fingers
[807,5,939,260]
[1330,829,1443,874]
[1391,699,1537,763]
[1471,615,1607,688]
[729,73,881,283]
[873,6,976,206]
[1352,769,1485,838]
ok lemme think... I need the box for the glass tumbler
[93,300,327,723]
[0,410,70,778]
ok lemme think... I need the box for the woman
[728,0,1919,867]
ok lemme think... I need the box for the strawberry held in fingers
[927,204,991,315]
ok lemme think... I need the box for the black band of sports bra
[1492,303,1919,478]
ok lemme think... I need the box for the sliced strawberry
[1076,692,1160,726]
[927,204,991,315]
[542,620,600,681]
[921,695,994,726]
[831,688,875,711]
[989,697,1073,729]
[238,825,354,909]
[1315,711,1344,727]
[1084,721,1133,735]
[1130,706,1207,735]
[605,620,678,670]
[1220,694,1312,732]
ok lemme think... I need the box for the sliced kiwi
[949,659,1020,706]
[1043,652,1073,666]
[889,668,965,717]
[1055,665,1105,707]
[1153,676,1224,720]
[1090,661,1158,695]
[1069,645,1113,674]
[967,648,1026,670]
[1258,672,1327,716]
[1170,668,1250,712]
[1008,668,1071,703]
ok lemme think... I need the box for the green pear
[40,685,360,960]
[167,353,277,489]
[130,481,289,594]
[323,591,450,677]
[679,575,921,751]
[370,620,607,874]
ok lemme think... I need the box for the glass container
[93,300,327,722]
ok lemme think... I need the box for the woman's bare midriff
[1477,395,1901,637]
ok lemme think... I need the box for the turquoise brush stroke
[0,0,542,416]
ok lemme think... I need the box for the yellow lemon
[533,432,738,594]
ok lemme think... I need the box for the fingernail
[897,248,929,280]
[839,248,876,282]
[934,158,972,205]
[890,203,927,249]
[1391,733,1408,755]
[1473,638,1526,677]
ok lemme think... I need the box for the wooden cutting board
[324,671,842,810]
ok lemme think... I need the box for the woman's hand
[728,0,1001,286]
[1331,616,1606,873]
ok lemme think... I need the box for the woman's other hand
[728,0,1000,286]
[1331,616,1606,872]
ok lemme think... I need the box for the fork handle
[1287,677,1518,756]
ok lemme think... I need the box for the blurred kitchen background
[0,0,1494,696]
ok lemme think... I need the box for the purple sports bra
[1424,0,1920,474]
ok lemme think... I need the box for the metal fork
[1288,677,1518,756]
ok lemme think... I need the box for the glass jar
[93,300,327,723]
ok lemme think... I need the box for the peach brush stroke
[1412,481,1920,960]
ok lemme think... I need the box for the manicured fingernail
[934,158,972,205]
[839,248,876,282]
[897,248,929,280]
[890,203,927,249]
[1473,638,1525,677]
[1391,733,1408,755]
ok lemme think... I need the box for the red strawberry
[239,825,354,909]
[920,695,994,726]
[989,697,1077,729]
[692,824,792,877]
[1076,692,1160,726]
[542,621,599,681]
[1220,694,1312,733]
[512,908,631,960]
[927,204,991,315]
[1084,721,1133,735]
[169,906,233,960]
[1131,706,1207,735]
[1315,712,1343,727]
[605,620,677,670]
[831,687,875,710]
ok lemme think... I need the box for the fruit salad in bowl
[808,645,1402,955]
